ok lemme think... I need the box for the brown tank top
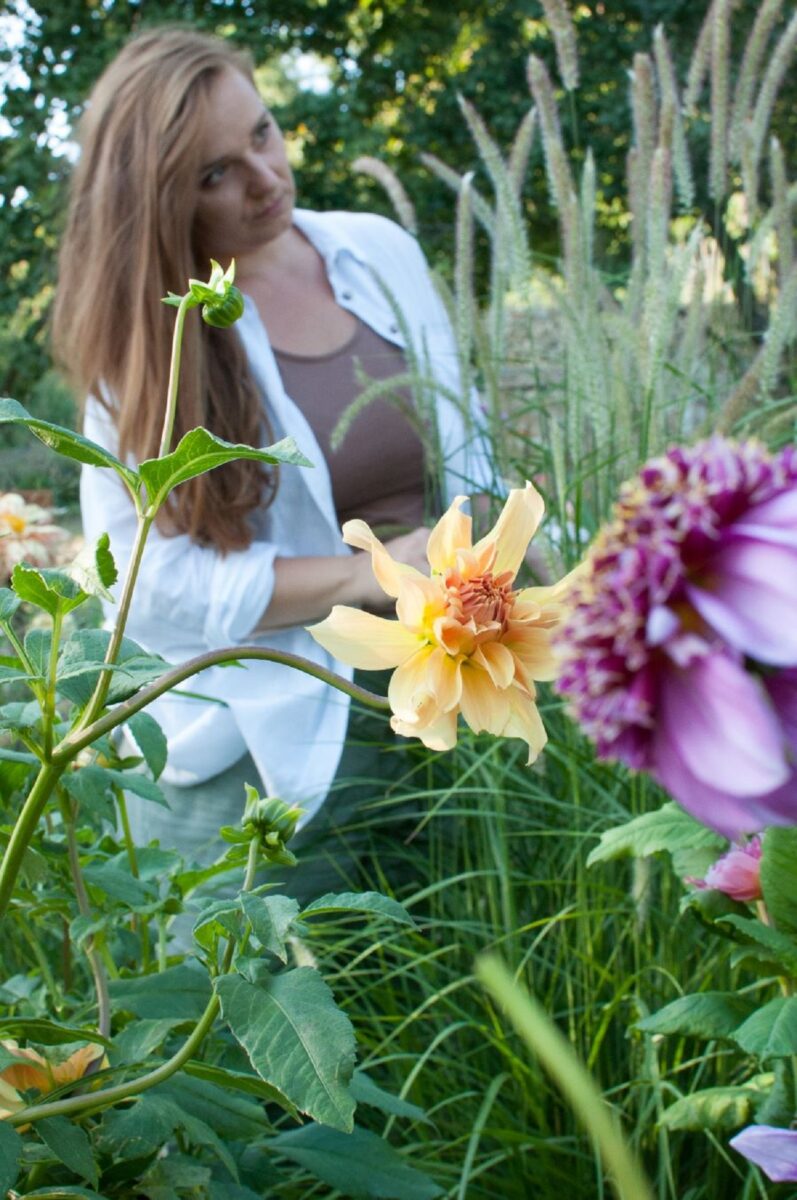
[273,318,427,535]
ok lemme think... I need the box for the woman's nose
[246,153,279,194]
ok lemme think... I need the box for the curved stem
[0,761,63,917]
[10,835,261,1128]
[55,647,389,762]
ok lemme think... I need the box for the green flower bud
[241,785,302,867]
[162,259,245,327]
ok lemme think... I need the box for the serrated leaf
[24,627,52,675]
[241,893,300,961]
[56,630,168,706]
[139,429,312,511]
[0,1120,22,1194]
[0,587,21,621]
[0,699,40,735]
[82,861,158,907]
[587,802,725,867]
[718,913,797,976]
[215,967,356,1130]
[62,765,168,812]
[659,1086,758,1131]
[350,1071,430,1124]
[761,826,797,935]
[636,992,757,1039]
[125,712,167,780]
[156,1073,271,1141]
[299,891,414,926]
[68,533,118,603]
[0,662,38,685]
[270,1123,443,1199]
[39,1116,99,1186]
[100,1094,179,1159]
[0,397,138,488]
[733,996,797,1057]
[12,563,86,616]
[108,964,212,1020]
[192,898,241,952]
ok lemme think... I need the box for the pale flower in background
[729,1124,797,1182]
[309,484,569,761]
[0,491,70,582]
[0,1039,106,1120]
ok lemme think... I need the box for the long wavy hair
[52,28,276,550]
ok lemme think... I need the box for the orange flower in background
[309,484,569,761]
[0,1039,106,1120]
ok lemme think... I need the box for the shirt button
[340,290,353,301]
[389,323,399,334]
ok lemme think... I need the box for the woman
[52,27,495,873]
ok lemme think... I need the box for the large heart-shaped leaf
[0,397,138,490]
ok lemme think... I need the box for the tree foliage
[1,0,795,425]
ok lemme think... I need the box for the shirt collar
[292,208,369,269]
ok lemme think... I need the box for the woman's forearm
[251,553,380,632]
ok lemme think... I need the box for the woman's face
[192,67,295,261]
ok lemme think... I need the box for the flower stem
[55,647,389,762]
[62,796,111,1038]
[159,295,192,460]
[117,789,151,972]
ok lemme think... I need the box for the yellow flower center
[444,567,515,634]
[3,514,27,534]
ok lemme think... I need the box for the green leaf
[138,429,312,511]
[269,1123,443,1198]
[761,826,797,935]
[587,802,725,867]
[0,397,138,489]
[100,1094,180,1159]
[0,699,40,735]
[56,630,168,706]
[24,627,52,675]
[0,1120,23,1195]
[241,893,300,961]
[350,1071,431,1124]
[39,1116,99,1186]
[299,891,414,926]
[156,1073,271,1142]
[733,996,797,1058]
[12,563,87,617]
[82,861,158,907]
[110,1018,184,1066]
[0,663,40,685]
[659,1085,758,1131]
[181,1061,300,1120]
[0,588,21,621]
[67,533,118,603]
[108,964,212,1020]
[0,1017,110,1046]
[215,967,357,1131]
[23,1190,110,1200]
[62,767,167,821]
[125,712,168,780]
[636,992,757,1039]
[717,913,797,976]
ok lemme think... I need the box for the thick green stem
[0,760,63,917]
[55,647,389,763]
[10,834,261,1127]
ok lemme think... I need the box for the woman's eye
[253,119,270,144]
[201,164,227,188]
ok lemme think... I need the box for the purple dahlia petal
[729,1125,797,1183]
[765,668,797,753]
[653,740,782,838]
[686,538,797,665]
[658,652,789,796]
[733,488,797,548]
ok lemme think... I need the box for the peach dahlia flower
[309,484,568,761]
[0,1039,106,1120]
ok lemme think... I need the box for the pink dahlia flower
[691,836,762,901]
[729,1125,797,1182]
[554,437,797,838]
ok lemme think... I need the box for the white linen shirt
[80,209,496,824]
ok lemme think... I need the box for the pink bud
[701,836,762,902]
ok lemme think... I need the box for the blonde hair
[52,27,275,550]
